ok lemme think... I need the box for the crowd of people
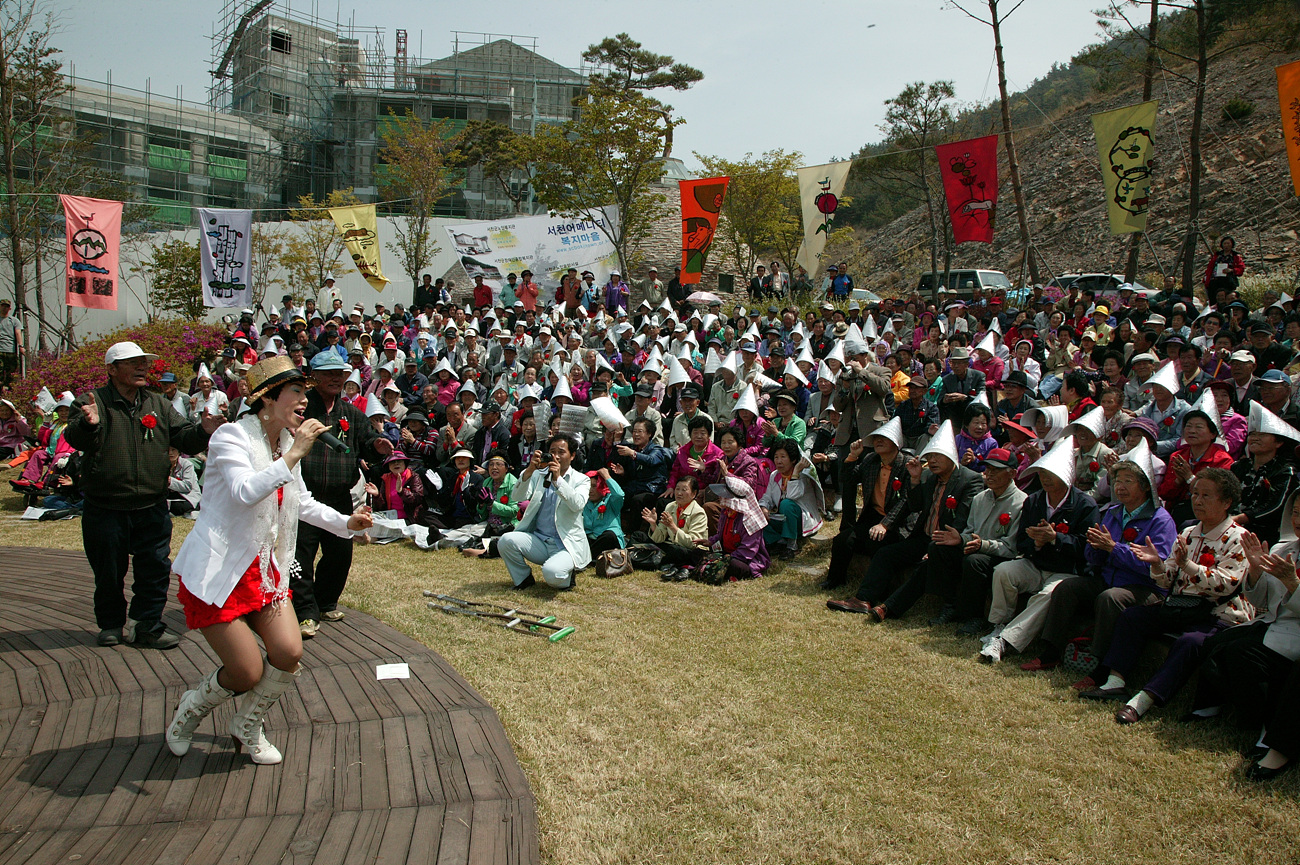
[13,240,1300,779]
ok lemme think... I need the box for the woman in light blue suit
[501,434,592,589]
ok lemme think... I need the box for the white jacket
[173,421,352,607]
[509,464,592,569]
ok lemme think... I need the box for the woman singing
[165,356,373,764]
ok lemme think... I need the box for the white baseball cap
[104,341,159,364]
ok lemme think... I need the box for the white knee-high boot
[228,663,298,765]
[167,668,235,756]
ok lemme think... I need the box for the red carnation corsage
[1054,522,1070,534]
[500,494,510,503]
[597,504,607,514]
[1122,526,1139,542]
[945,496,957,510]
[140,413,158,441]
[1189,383,1199,392]
[1198,551,1216,567]
[928,388,937,396]
[1089,461,1100,472]
[998,512,1011,526]
[1163,416,1174,426]
[1109,431,1120,442]
[892,478,903,491]
[731,392,739,399]
[339,418,350,432]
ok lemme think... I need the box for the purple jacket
[668,440,724,489]
[955,430,997,472]
[1084,502,1178,591]
[604,281,629,312]
[726,448,769,500]
[710,510,770,578]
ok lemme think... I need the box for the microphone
[318,430,349,453]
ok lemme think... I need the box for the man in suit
[832,342,894,522]
[748,265,767,301]
[980,439,1100,663]
[828,422,983,618]
[500,435,592,590]
[939,346,987,425]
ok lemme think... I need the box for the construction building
[56,1,586,227]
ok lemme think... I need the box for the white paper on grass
[376,663,410,680]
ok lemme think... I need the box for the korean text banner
[329,204,389,291]
[679,177,729,285]
[1277,59,1300,197]
[198,208,253,308]
[794,162,852,274]
[60,195,122,311]
[935,135,999,244]
[1092,100,1159,234]
[444,207,620,296]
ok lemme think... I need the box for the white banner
[794,162,853,275]
[445,207,620,298]
[198,208,253,308]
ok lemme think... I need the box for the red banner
[935,135,999,244]
[679,177,729,285]
[61,195,122,310]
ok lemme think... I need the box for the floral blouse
[1152,518,1254,624]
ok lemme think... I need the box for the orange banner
[679,177,729,285]
[1278,59,1300,197]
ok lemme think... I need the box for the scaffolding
[207,0,588,217]
[59,68,282,227]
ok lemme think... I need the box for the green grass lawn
[4,472,1298,864]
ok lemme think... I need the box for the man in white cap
[980,438,1100,663]
[64,342,225,649]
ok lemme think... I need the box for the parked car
[917,269,1013,299]
[1046,273,1153,298]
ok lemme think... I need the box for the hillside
[850,42,1300,294]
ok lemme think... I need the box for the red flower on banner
[945,496,957,510]
[1122,527,1139,543]
[339,418,350,432]
[1163,416,1174,426]
[892,478,903,491]
[998,512,1011,526]
[1089,461,1101,472]
[1055,522,1070,534]
[1198,551,1216,567]
[597,504,607,514]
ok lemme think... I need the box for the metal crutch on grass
[422,591,575,642]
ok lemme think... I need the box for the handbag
[691,553,732,585]
[627,543,665,571]
[595,548,632,578]
[1155,592,1217,632]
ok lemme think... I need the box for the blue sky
[54,0,1110,169]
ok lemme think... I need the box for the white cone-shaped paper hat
[1021,405,1070,442]
[796,343,815,367]
[989,317,1002,336]
[1114,437,1159,506]
[645,345,663,367]
[1184,389,1222,437]
[743,322,760,341]
[55,390,76,408]
[975,332,998,356]
[595,353,615,374]
[704,348,722,374]
[1068,405,1107,440]
[847,322,865,344]
[642,358,664,378]
[1026,435,1076,488]
[785,364,808,386]
[969,389,990,408]
[590,396,626,430]
[677,343,693,362]
[195,363,213,382]
[920,420,959,466]
[551,374,573,401]
[862,317,878,340]
[364,393,386,417]
[345,369,362,388]
[458,378,478,397]
[719,351,739,375]
[817,363,838,384]
[1146,360,1180,398]
[666,355,691,387]
[824,341,846,367]
[1248,400,1300,443]
[868,416,904,449]
[432,357,455,377]
[734,385,759,418]
[702,313,717,331]
[882,319,895,336]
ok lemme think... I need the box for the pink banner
[61,195,122,311]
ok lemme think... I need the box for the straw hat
[920,420,959,466]
[245,356,310,404]
[1025,436,1076,488]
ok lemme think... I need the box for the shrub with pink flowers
[10,321,228,416]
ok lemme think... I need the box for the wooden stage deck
[0,547,538,865]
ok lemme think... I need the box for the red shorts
[177,557,287,630]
